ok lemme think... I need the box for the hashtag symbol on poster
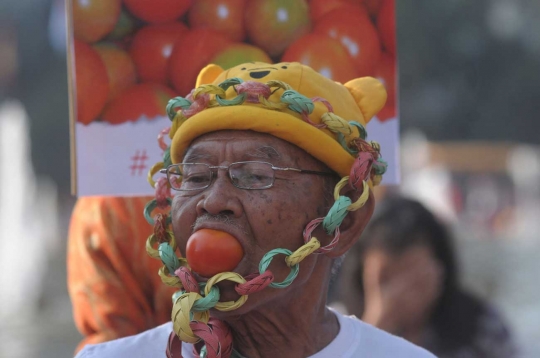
[130,149,148,176]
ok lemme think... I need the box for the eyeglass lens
[167,162,276,191]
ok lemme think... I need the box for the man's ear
[325,185,375,258]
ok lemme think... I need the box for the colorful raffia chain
[144,77,388,357]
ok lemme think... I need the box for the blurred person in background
[68,196,175,352]
[336,196,517,358]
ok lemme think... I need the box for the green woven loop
[143,198,172,226]
[259,248,299,288]
[323,196,352,234]
[166,97,192,121]
[163,147,172,168]
[218,77,243,90]
[216,78,246,105]
[215,92,246,106]
[281,90,314,114]
[192,283,220,312]
[159,242,180,274]
[373,158,388,175]
[349,121,367,140]
[337,133,359,155]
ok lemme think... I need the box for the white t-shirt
[76,311,435,357]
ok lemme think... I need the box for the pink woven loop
[351,137,380,160]
[175,267,199,293]
[183,93,210,118]
[190,318,233,358]
[235,270,275,295]
[301,111,327,129]
[155,177,171,208]
[303,218,341,254]
[158,127,171,151]
[349,152,374,190]
[312,96,334,112]
[208,318,233,358]
[236,81,272,103]
[190,321,221,358]
[166,331,184,358]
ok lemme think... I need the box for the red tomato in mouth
[186,229,244,278]
[123,0,192,24]
[189,0,247,42]
[74,40,109,124]
[72,0,121,43]
[130,22,188,84]
[313,5,381,77]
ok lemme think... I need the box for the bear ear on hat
[344,77,387,124]
[196,64,225,87]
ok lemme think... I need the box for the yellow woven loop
[169,112,188,139]
[333,176,349,201]
[147,162,164,188]
[172,292,209,343]
[285,237,321,267]
[204,272,247,311]
[321,112,352,135]
[260,96,289,111]
[158,265,183,288]
[193,84,225,98]
[266,80,291,91]
[333,177,369,211]
[145,234,160,259]
[372,174,383,186]
[146,231,178,259]
[347,180,370,211]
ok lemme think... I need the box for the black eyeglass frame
[159,161,335,191]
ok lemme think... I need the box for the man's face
[171,130,333,315]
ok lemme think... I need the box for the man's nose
[195,169,243,217]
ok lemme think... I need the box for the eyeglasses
[160,161,334,191]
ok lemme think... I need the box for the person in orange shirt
[67,196,175,353]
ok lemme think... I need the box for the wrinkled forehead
[182,130,318,167]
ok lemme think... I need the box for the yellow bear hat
[167,61,387,178]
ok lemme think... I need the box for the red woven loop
[235,270,275,295]
[301,111,327,129]
[183,93,210,118]
[155,177,171,208]
[303,218,341,254]
[351,137,380,160]
[190,318,233,358]
[312,96,334,112]
[166,331,184,358]
[158,127,171,151]
[349,152,374,190]
[153,214,168,243]
[175,267,199,293]
[236,81,272,103]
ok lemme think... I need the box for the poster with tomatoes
[68,0,398,196]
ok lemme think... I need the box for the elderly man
[75,62,434,358]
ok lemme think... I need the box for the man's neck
[225,297,339,358]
